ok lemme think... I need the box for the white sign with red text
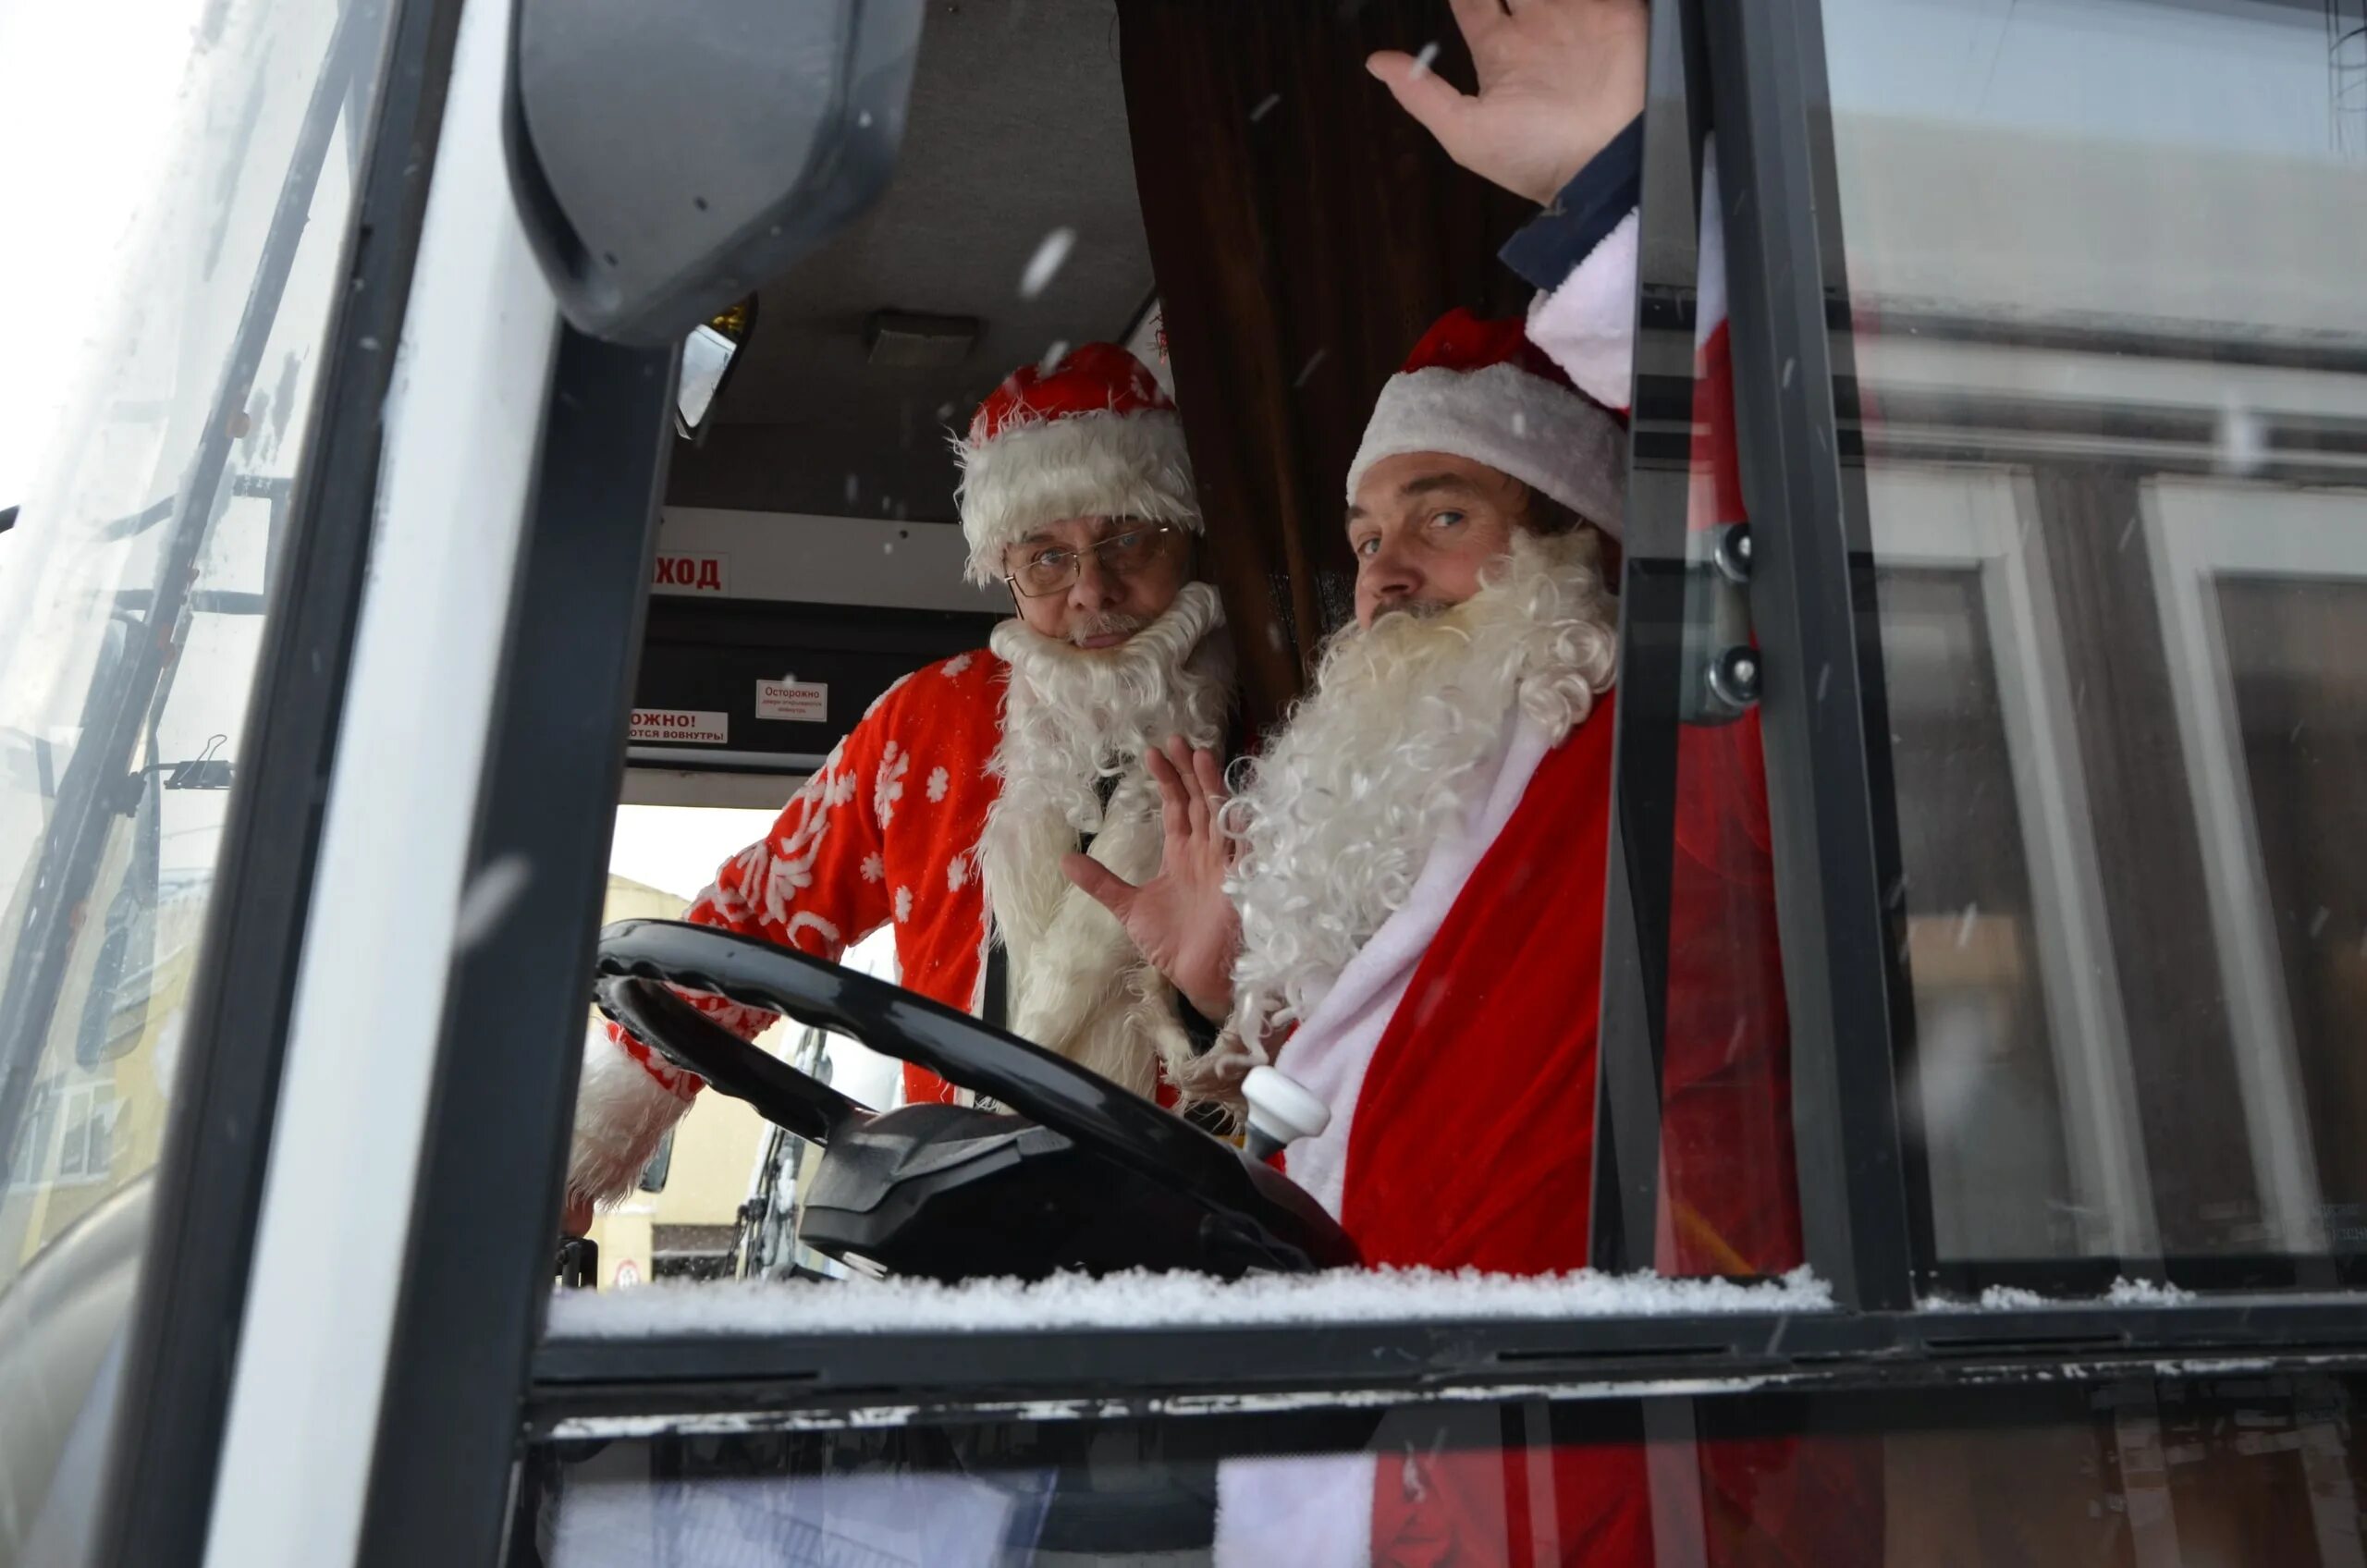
[651,551,730,595]
[629,708,730,745]
[754,676,828,724]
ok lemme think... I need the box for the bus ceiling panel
[662,1,1159,523]
[506,0,923,346]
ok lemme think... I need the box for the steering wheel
[591,919,1356,1274]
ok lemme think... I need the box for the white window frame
[53,1079,120,1183]
[2142,479,2367,1256]
[1868,463,2159,1259]
[6,1076,122,1190]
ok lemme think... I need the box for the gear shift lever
[1241,1066,1331,1162]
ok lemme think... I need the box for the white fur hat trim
[1345,363,1626,535]
[955,407,1202,584]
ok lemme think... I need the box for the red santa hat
[953,342,1201,585]
[1346,309,1626,534]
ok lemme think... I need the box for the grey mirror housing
[505,0,922,347]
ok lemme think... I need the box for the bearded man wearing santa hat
[563,342,1237,1227]
[1092,304,1851,1565]
[1068,302,1789,1278]
[1073,305,1834,1562]
[1071,1,1874,1560]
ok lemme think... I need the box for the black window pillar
[1699,0,1918,1310]
[1588,0,1712,1275]
[357,327,676,1567]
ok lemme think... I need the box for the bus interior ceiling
[632,0,1151,804]
[665,1,1155,528]
[627,0,1544,809]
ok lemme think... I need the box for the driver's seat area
[592,922,1357,1285]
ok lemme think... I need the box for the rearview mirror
[505,0,923,347]
[676,298,755,441]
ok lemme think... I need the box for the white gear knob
[1241,1065,1331,1161]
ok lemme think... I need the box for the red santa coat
[1218,140,1874,1563]
[1290,693,1795,1280]
[1246,692,1858,1565]
[570,583,1232,1211]
[608,650,1006,1112]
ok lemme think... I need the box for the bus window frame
[352,325,677,1568]
[1584,0,1713,1278]
[347,0,2367,1554]
[1697,0,1922,1310]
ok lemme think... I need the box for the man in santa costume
[1073,2,1876,1560]
[564,341,1235,1226]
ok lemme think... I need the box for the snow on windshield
[547,1264,1832,1338]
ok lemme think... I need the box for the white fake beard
[980,579,1233,956]
[1223,530,1619,1045]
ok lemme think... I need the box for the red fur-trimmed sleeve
[567,681,909,1210]
[616,691,905,1089]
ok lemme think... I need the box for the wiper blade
[95,495,177,541]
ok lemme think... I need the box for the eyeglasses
[1003,521,1184,599]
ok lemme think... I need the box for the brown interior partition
[1116,0,1535,737]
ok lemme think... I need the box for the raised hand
[1063,736,1241,1024]
[1367,0,1648,207]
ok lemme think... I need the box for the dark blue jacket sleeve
[1497,115,1645,293]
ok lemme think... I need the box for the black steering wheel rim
[592,919,1268,1212]
[597,975,870,1146]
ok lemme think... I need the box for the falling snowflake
[927,766,950,802]
[2215,398,2267,476]
[860,852,885,883]
[947,855,967,892]
[894,886,914,923]
[942,652,974,678]
[1020,227,1076,300]
[875,742,910,827]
